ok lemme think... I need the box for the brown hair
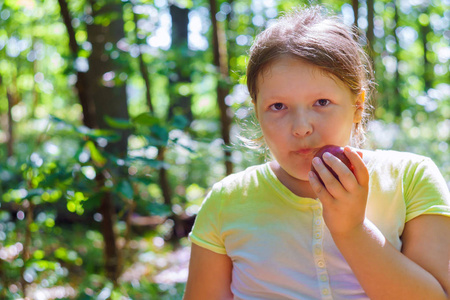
[246,5,375,147]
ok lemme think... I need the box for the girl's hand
[308,146,370,237]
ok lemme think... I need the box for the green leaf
[133,113,159,126]
[33,260,59,270]
[148,202,171,217]
[40,170,72,187]
[171,114,189,129]
[117,180,133,199]
[86,129,121,142]
[128,157,169,169]
[104,115,133,129]
[145,135,167,146]
[74,125,121,142]
[74,191,87,202]
[85,141,107,166]
[151,125,169,144]
[33,249,45,260]
[130,176,153,186]
[49,115,77,133]
[83,192,103,211]
[25,188,44,199]
[171,138,195,153]
[49,115,67,124]
[54,247,68,261]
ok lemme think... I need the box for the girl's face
[254,56,364,184]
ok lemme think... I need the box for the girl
[184,5,450,300]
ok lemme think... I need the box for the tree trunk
[156,146,185,246]
[6,89,14,158]
[419,8,432,91]
[393,1,402,117]
[132,8,154,113]
[60,0,127,284]
[85,0,130,283]
[20,200,34,297]
[0,259,4,299]
[0,74,15,158]
[86,1,129,154]
[31,51,39,119]
[210,0,233,175]
[157,147,172,209]
[169,5,192,121]
[366,0,375,55]
[352,0,359,30]
[97,179,120,282]
[163,4,193,245]
[57,0,97,128]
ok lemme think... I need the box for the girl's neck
[269,161,317,199]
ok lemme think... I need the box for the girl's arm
[183,243,233,300]
[401,215,449,296]
[309,147,450,300]
[332,215,450,300]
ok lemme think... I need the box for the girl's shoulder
[210,163,269,195]
[201,163,275,212]
[362,149,448,198]
[361,149,434,173]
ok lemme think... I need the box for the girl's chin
[293,173,311,182]
[284,168,311,182]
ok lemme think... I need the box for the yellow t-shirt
[190,150,450,300]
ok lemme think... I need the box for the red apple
[311,145,354,184]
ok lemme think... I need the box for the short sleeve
[404,157,450,222]
[189,183,227,254]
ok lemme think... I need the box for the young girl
[184,6,450,300]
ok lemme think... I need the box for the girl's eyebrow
[258,93,287,101]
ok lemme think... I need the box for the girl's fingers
[344,147,369,186]
[308,170,333,203]
[320,152,358,193]
[310,147,370,201]
[311,156,348,198]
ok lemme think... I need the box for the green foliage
[0,0,449,298]
[0,112,192,297]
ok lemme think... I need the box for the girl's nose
[292,111,313,137]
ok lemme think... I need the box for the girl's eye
[270,103,286,111]
[316,99,330,107]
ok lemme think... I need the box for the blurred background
[0,0,449,298]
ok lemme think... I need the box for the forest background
[0,0,449,299]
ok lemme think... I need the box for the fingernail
[313,157,321,165]
[323,152,331,158]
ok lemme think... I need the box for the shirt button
[317,260,325,268]
[314,209,321,216]
[314,231,322,239]
[322,288,329,295]
[315,218,322,226]
[320,274,328,282]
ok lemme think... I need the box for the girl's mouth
[294,148,315,155]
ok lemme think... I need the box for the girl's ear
[353,90,365,123]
